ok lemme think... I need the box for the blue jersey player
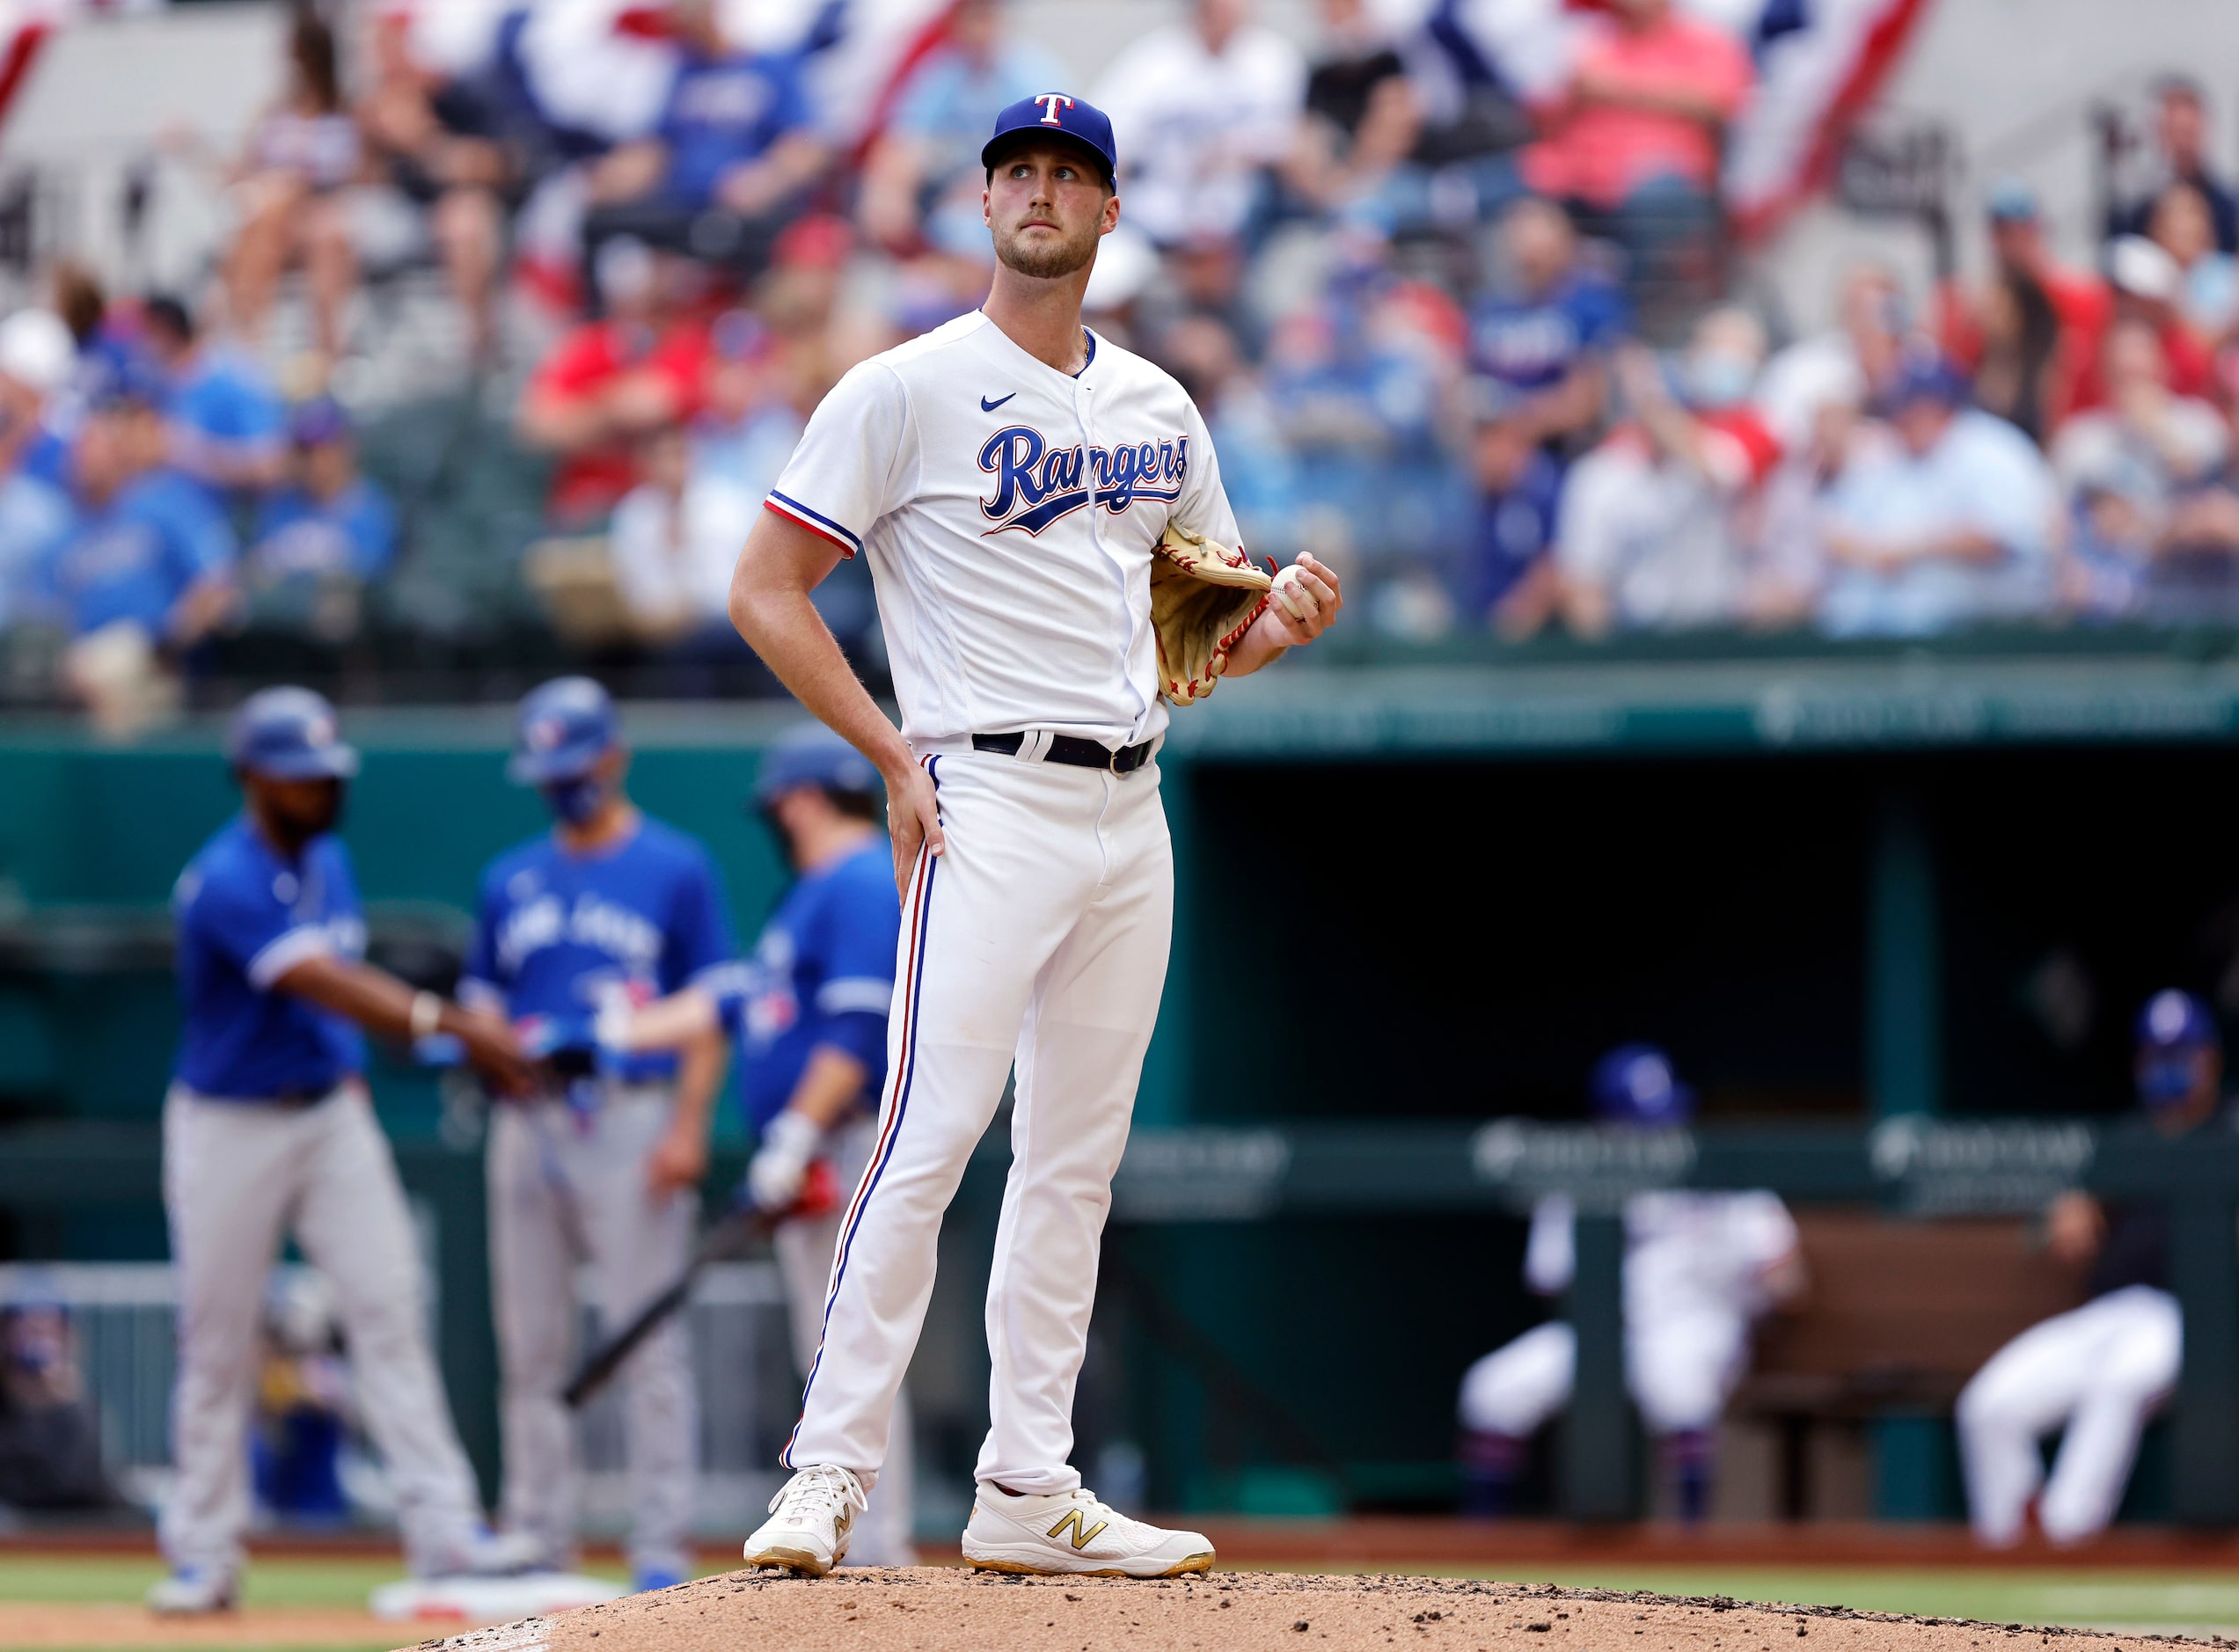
[460,677,735,1594]
[606,726,913,1566]
[152,688,539,1615]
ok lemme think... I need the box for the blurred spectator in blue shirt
[1470,197,1628,457]
[39,395,236,640]
[245,398,399,642]
[1157,313,1304,561]
[581,0,827,308]
[1459,378,1562,634]
[1819,353,2058,637]
[857,0,1063,261]
[139,294,288,503]
[0,309,77,632]
[1265,249,1466,567]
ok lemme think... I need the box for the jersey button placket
[1072,378,1151,739]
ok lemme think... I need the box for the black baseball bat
[561,1202,772,1408]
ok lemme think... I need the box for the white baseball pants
[487,1086,697,1580]
[783,747,1173,1497]
[1957,1284,2181,1546]
[1459,1309,1751,1438]
[772,1114,914,1563]
[160,1082,487,1579]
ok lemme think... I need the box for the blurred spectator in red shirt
[1523,0,1751,212]
[1521,0,1749,318]
[1940,181,2110,435]
[1522,0,1746,284]
[517,241,711,524]
[2104,234,2217,401]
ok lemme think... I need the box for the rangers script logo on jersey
[977,424,1188,536]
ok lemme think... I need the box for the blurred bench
[1733,1210,2089,1518]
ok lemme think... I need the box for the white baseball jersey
[1526,1190,1799,1327]
[764,310,1242,749]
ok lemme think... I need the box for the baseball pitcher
[723,91,1343,1576]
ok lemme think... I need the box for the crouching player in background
[604,727,916,1566]
[1458,1047,1803,1521]
[1957,990,2225,1547]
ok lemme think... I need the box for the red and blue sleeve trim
[765,491,864,559]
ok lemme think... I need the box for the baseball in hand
[1270,564,1321,626]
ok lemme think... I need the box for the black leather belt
[972,732,1155,774]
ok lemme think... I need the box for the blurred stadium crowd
[0,0,2236,720]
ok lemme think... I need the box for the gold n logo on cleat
[1047,1509,1109,1550]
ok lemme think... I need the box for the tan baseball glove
[1152,523,1272,706]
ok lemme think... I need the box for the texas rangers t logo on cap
[980,93,1119,186]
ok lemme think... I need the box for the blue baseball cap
[1590,1043,1696,1128]
[226,686,360,781]
[753,725,881,808]
[1986,178,2039,223]
[2136,989,2221,1106]
[289,396,350,448]
[509,676,619,785]
[1879,347,1970,414]
[982,93,1117,187]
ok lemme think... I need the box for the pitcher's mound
[393,1569,2199,1652]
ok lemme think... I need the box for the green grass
[0,1552,632,1607]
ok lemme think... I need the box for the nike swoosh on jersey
[980,392,1017,411]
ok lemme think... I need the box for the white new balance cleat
[147,1568,238,1615]
[743,1464,867,1577]
[962,1484,1215,1578]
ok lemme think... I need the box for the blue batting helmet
[225,687,359,781]
[509,676,619,786]
[2136,989,2221,1107]
[753,725,881,808]
[1590,1044,1696,1128]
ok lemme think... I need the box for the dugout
[4,638,2239,1524]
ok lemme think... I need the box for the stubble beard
[992,217,1100,281]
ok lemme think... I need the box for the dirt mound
[398,1569,2209,1652]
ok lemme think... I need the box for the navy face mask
[544,774,607,825]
